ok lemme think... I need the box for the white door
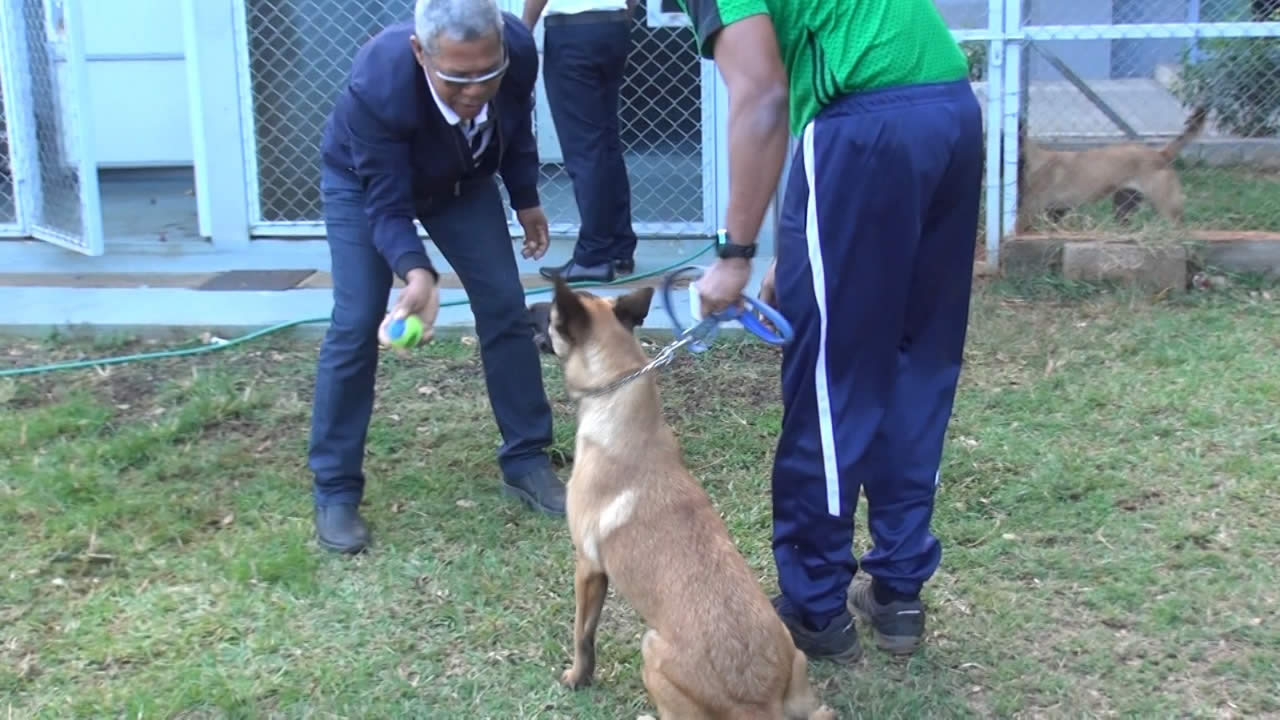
[0,0,105,255]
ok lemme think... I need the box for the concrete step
[0,269,690,291]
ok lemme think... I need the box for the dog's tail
[782,649,838,720]
[1160,106,1209,162]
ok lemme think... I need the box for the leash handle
[708,295,793,346]
[661,265,703,341]
[660,265,794,347]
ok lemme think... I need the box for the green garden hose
[0,241,717,379]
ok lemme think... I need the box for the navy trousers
[308,165,555,506]
[770,79,984,625]
[542,12,637,267]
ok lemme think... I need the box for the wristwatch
[715,228,756,260]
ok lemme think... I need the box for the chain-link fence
[0,61,17,229]
[537,0,708,236]
[1024,0,1278,25]
[934,0,990,32]
[0,0,99,250]
[1007,0,1280,236]
[242,0,400,228]
[240,0,711,237]
[22,0,79,243]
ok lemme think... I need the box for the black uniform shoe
[847,578,926,655]
[613,257,635,276]
[771,594,863,664]
[538,259,615,283]
[314,503,370,554]
[502,466,567,516]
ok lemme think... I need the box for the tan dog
[533,277,836,720]
[1016,106,1208,232]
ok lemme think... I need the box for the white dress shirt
[425,70,493,161]
[545,0,629,15]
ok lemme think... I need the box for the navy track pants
[770,79,984,625]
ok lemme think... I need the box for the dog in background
[1015,106,1208,232]
[530,278,836,720]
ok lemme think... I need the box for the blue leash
[660,265,794,353]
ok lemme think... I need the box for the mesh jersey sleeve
[677,0,770,59]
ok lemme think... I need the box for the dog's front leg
[561,554,609,689]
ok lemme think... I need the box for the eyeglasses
[429,53,509,87]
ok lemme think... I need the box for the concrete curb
[999,232,1280,288]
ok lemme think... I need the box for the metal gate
[0,0,104,254]
[233,0,716,238]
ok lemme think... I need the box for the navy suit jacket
[321,12,540,280]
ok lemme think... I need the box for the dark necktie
[468,122,488,159]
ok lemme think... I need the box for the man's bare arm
[710,14,790,250]
[522,0,550,28]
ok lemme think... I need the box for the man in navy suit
[310,0,565,553]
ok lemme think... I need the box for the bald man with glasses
[312,0,566,554]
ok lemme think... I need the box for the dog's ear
[613,286,655,332]
[551,274,590,344]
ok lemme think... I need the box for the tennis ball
[386,314,424,348]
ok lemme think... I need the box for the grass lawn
[3,277,1279,718]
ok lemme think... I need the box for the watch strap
[715,228,756,259]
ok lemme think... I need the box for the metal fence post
[984,0,1007,268]
[1000,0,1024,241]
[707,59,726,240]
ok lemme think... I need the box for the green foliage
[961,40,988,81]
[1173,37,1280,138]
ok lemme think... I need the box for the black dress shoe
[538,259,615,283]
[501,466,567,516]
[314,503,371,554]
[613,257,635,276]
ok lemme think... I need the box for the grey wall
[1111,0,1197,78]
[1025,0,1113,82]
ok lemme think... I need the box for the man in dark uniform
[310,0,567,554]
[523,0,639,282]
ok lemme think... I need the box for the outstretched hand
[517,206,550,260]
[378,268,439,347]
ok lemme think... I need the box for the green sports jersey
[676,0,969,135]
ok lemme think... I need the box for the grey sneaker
[847,579,925,655]
[771,594,863,664]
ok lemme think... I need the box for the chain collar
[567,336,692,399]
[566,329,708,400]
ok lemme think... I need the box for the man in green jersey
[680,0,983,663]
